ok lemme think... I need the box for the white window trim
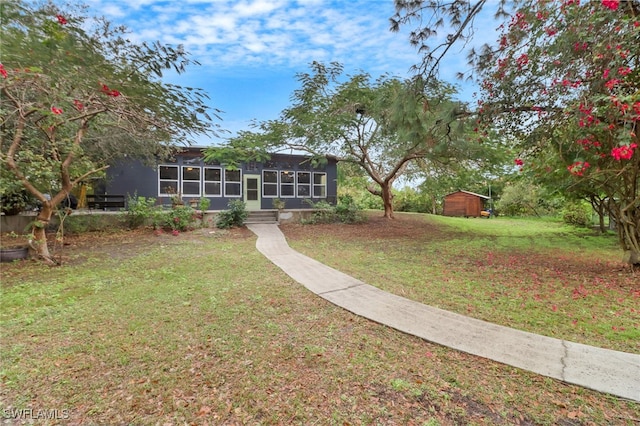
[181,166,201,197]
[296,171,311,198]
[313,172,327,198]
[262,170,279,198]
[224,169,242,198]
[279,171,296,199]
[203,166,223,197]
[158,164,179,197]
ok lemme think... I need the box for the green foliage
[304,195,366,224]
[150,209,170,231]
[216,200,248,229]
[272,198,286,210]
[333,195,364,223]
[562,202,592,228]
[394,187,430,213]
[0,1,220,256]
[166,205,198,232]
[0,187,30,215]
[198,197,211,212]
[206,62,476,217]
[123,194,157,229]
[496,181,561,217]
[394,1,640,264]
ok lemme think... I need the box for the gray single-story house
[98,148,338,211]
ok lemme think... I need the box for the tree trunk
[29,202,55,265]
[613,202,640,267]
[589,195,607,233]
[381,183,395,219]
[597,203,606,234]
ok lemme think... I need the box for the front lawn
[1,223,638,425]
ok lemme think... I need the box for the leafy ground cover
[1,221,639,425]
[283,213,639,355]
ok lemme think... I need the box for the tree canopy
[206,62,476,218]
[392,0,640,265]
[0,0,220,262]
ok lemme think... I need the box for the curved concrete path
[247,224,640,402]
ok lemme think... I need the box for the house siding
[103,150,337,210]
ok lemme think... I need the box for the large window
[297,172,311,197]
[159,165,179,195]
[225,169,242,197]
[280,171,295,198]
[313,172,327,198]
[182,166,200,196]
[262,170,278,197]
[204,167,222,196]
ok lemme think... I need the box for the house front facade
[102,148,338,210]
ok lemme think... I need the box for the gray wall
[104,152,338,210]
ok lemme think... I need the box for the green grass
[285,213,639,354]
[1,226,639,424]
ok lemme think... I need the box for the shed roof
[445,190,491,200]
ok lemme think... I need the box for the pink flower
[56,14,68,25]
[567,161,590,176]
[516,54,529,68]
[51,106,63,115]
[601,0,620,10]
[171,230,180,236]
[515,158,524,166]
[0,64,7,78]
[618,67,632,76]
[604,79,620,90]
[100,83,121,97]
[73,99,84,110]
[611,143,637,160]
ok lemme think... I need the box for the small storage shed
[443,190,490,217]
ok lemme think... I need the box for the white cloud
[87,0,423,76]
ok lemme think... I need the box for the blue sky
[83,0,498,145]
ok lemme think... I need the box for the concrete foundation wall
[1,208,318,234]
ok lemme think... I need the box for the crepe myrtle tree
[206,62,474,219]
[392,0,640,266]
[473,0,640,266]
[0,1,220,263]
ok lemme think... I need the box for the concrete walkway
[247,224,640,402]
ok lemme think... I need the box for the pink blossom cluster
[601,0,620,10]
[611,143,637,161]
[100,84,121,97]
[567,161,590,176]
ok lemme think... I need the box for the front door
[243,174,261,210]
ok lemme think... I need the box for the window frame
[224,169,242,198]
[158,164,179,197]
[279,170,296,199]
[312,172,327,198]
[262,170,279,198]
[296,171,311,198]
[181,166,201,197]
[203,167,223,197]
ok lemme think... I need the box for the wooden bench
[86,194,126,211]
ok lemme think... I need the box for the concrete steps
[244,210,278,225]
